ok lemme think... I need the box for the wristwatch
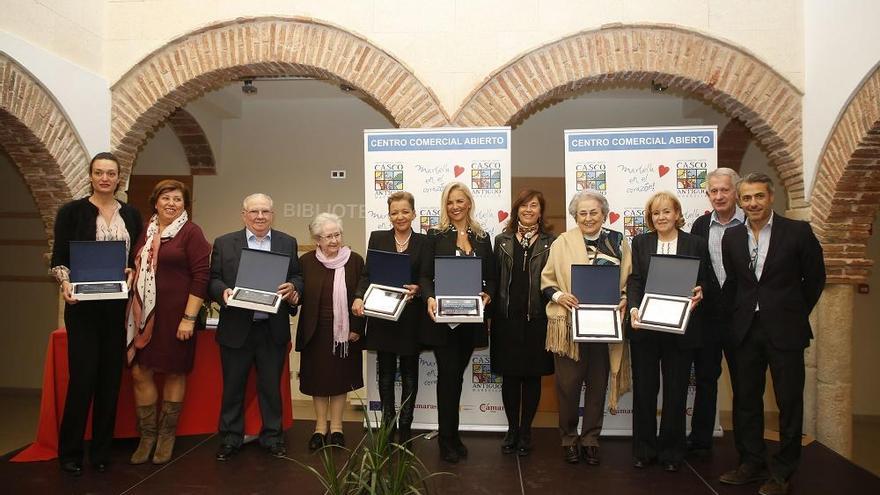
[182,313,198,322]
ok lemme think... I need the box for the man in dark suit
[209,193,303,460]
[718,173,825,495]
[688,167,745,457]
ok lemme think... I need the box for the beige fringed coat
[540,227,633,409]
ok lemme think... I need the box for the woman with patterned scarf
[127,180,211,465]
[491,188,556,456]
[540,189,632,466]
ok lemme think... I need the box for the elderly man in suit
[718,173,825,495]
[209,193,303,460]
[688,167,745,457]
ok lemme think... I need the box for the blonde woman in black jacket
[420,182,495,464]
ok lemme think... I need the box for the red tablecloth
[12,328,294,462]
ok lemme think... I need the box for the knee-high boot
[152,401,183,464]
[130,404,157,464]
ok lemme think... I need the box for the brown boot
[130,404,157,464]
[152,401,183,464]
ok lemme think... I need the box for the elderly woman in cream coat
[540,189,632,465]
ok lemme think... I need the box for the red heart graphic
[497,210,509,223]
[454,165,465,177]
[658,165,670,177]
[609,211,620,224]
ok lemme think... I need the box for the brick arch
[0,53,90,245]
[718,118,753,172]
[453,24,804,207]
[111,16,449,182]
[810,64,880,284]
[166,108,215,176]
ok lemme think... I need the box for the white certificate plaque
[435,295,484,324]
[572,304,623,343]
[363,284,408,321]
[228,287,282,314]
[636,294,692,334]
[71,281,129,301]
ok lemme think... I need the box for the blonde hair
[387,191,415,210]
[644,191,685,231]
[437,181,485,237]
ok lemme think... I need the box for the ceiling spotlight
[241,79,257,95]
[651,80,668,93]
[339,84,355,93]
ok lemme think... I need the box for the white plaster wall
[0,31,111,159]
[102,0,804,115]
[0,0,104,73]
[803,0,880,197]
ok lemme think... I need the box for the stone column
[787,206,853,458]
[814,283,854,458]
[785,208,818,439]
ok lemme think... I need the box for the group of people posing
[52,152,824,495]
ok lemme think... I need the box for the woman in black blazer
[50,152,142,475]
[627,191,711,472]
[352,191,428,444]
[420,182,495,464]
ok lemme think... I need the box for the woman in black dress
[50,152,142,475]
[628,191,710,472]
[491,189,555,456]
[353,191,427,443]
[297,212,365,449]
[421,181,495,464]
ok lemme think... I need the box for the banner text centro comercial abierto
[565,125,722,436]
[363,127,512,431]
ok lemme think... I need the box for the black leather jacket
[493,230,556,320]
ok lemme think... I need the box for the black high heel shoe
[308,432,326,451]
[517,430,532,457]
[501,429,518,454]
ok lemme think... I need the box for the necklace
[395,230,412,248]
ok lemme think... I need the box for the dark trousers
[630,334,693,463]
[377,351,419,430]
[689,326,739,450]
[59,299,127,464]
[733,313,805,481]
[433,325,476,440]
[501,375,541,433]
[554,343,609,447]
[218,320,288,448]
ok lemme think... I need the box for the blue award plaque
[636,254,700,334]
[570,264,623,343]
[227,248,291,314]
[434,256,483,323]
[69,241,128,300]
[362,249,411,321]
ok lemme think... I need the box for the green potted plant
[296,398,450,494]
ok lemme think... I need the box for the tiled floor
[1,421,878,494]
[2,389,878,492]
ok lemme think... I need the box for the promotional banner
[363,127,512,431]
[564,125,722,435]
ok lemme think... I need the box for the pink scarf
[315,246,352,357]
